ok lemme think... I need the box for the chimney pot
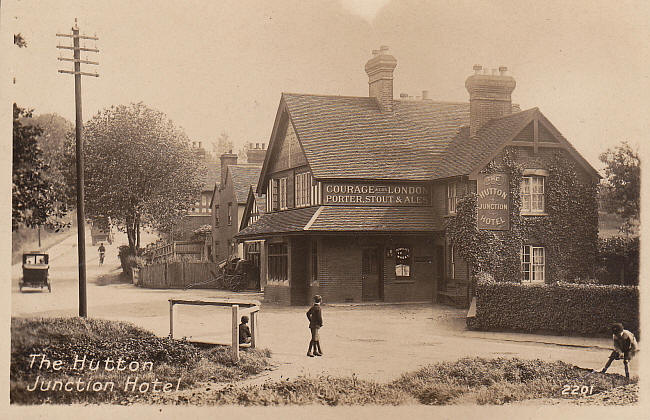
[473,64,482,74]
[465,65,516,137]
[365,46,397,112]
[422,90,430,100]
[499,66,508,75]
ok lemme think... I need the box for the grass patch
[11,317,271,405]
[208,357,633,406]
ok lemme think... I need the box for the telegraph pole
[56,19,99,318]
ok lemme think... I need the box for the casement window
[268,243,288,282]
[279,177,288,210]
[271,179,280,211]
[295,172,312,207]
[521,175,545,214]
[311,240,318,283]
[251,198,259,224]
[227,202,232,225]
[395,246,411,277]
[521,245,545,283]
[447,182,458,214]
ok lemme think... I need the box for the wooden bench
[168,298,260,362]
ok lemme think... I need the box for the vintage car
[19,252,51,292]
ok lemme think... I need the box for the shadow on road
[94,271,132,286]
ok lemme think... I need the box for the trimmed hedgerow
[471,279,639,337]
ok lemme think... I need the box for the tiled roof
[228,164,262,204]
[307,206,442,232]
[282,94,471,180]
[203,159,220,191]
[235,207,319,238]
[235,205,441,238]
[433,108,538,179]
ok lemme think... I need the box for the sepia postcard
[4,0,648,418]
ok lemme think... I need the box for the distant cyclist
[98,243,106,265]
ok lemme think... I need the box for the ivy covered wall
[446,147,599,283]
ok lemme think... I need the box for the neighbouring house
[169,142,219,259]
[235,46,600,306]
[210,144,265,263]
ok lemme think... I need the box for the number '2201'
[562,385,594,395]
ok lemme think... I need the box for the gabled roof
[257,94,473,189]
[227,164,263,204]
[240,186,266,231]
[434,107,600,180]
[434,108,538,179]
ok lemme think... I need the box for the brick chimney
[465,65,516,137]
[220,150,238,186]
[246,142,266,164]
[365,46,397,112]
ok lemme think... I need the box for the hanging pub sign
[323,182,430,207]
[477,173,510,230]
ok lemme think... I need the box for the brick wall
[264,284,291,305]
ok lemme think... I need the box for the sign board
[477,173,510,230]
[323,182,430,206]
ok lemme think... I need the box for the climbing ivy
[446,148,598,283]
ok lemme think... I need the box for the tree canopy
[599,141,640,234]
[71,102,206,251]
[13,104,69,231]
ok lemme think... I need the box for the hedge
[470,279,639,337]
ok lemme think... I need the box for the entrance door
[362,247,382,301]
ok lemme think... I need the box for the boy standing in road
[601,322,638,379]
[306,295,323,357]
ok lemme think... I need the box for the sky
[4,0,650,170]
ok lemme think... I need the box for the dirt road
[11,230,636,383]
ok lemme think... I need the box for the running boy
[601,322,638,379]
[306,295,323,357]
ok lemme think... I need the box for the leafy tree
[23,113,74,191]
[12,104,69,231]
[599,141,640,234]
[211,131,233,157]
[69,102,206,253]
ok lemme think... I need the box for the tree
[23,113,74,192]
[70,102,206,253]
[211,131,233,157]
[599,141,640,234]
[12,104,69,231]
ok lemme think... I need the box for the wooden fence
[144,240,205,263]
[137,262,219,289]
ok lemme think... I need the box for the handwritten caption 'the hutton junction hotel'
[25,354,181,394]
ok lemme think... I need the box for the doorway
[362,247,383,301]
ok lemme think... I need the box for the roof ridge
[282,92,375,100]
